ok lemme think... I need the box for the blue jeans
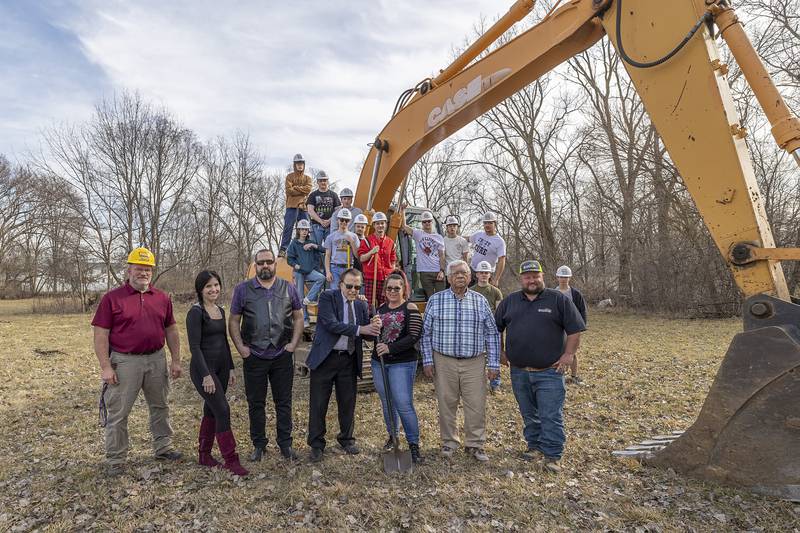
[490,375,501,388]
[311,223,330,250]
[371,359,420,445]
[294,270,326,320]
[510,367,566,459]
[330,263,347,289]
[280,208,307,251]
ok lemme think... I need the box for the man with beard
[495,260,585,472]
[229,249,305,462]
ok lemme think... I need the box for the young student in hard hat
[287,219,326,327]
[324,208,359,289]
[359,211,397,308]
[332,188,363,232]
[443,215,470,267]
[472,261,505,393]
[400,207,446,298]
[467,212,506,287]
[92,247,183,477]
[554,265,588,385]
[280,153,312,256]
[307,171,341,247]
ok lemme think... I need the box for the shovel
[378,353,413,474]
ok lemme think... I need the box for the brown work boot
[543,456,562,473]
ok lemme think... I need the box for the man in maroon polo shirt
[92,246,183,476]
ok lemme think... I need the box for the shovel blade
[383,449,413,474]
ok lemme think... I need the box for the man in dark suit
[306,268,380,462]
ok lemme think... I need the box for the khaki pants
[433,351,487,449]
[104,350,173,464]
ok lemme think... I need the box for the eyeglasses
[385,286,402,292]
[256,260,275,266]
[344,283,362,290]
[422,220,432,224]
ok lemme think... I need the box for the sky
[1,0,518,191]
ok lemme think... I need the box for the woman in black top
[187,270,247,476]
[372,272,424,463]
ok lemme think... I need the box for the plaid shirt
[421,288,500,370]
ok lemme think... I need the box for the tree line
[1,0,798,314]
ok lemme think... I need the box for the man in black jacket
[305,268,380,462]
[554,265,587,384]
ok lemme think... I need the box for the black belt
[331,349,353,356]
[116,348,162,356]
[333,263,349,267]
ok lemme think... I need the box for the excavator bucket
[640,295,800,500]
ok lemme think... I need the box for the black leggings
[191,361,232,433]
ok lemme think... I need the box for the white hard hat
[420,211,434,222]
[340,187,354,198]
[556,265,573,277]
[293,153,305,163]
[296,219,311,230]
[372,212,388,223]
[445,215,459,226]
[316,170,329,181]
[353,214,368,224]
[482,212,497,223]
[475,260,494,273]
[337,208,352,220]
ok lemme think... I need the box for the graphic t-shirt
[324,229,359,266]
[412,229,445,273]
[307,190,341,221]
[469,231,506,270]
[444,235,470,265]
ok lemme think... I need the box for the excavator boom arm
[354,0,800,498]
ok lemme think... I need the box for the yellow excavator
[344,0,800,499]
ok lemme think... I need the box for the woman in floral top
[373,272,424,463]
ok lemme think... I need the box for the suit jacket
[306,289,372,377]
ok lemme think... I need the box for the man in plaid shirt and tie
[421,260,500,463]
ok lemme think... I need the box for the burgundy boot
[198,416,221,467]
[216,430,249,476]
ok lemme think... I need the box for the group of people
[93,246,586,477]
[92,153,588,477]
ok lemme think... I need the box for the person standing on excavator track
[359,211,397,308]
[332,188,363,232]
[468,212,506,287]
[279,153,312,257]
[401,208,446,298]
[307,171,341,248]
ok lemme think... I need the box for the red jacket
[359,234,397,280]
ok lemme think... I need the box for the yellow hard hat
[127,246,156,266]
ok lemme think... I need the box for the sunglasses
[344,283,362,290]
[385,286,402,292]
[256,260,275,266]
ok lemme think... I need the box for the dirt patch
[0,310,797,531]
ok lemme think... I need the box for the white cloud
[4,0,513,187]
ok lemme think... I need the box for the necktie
[346,301,356,354]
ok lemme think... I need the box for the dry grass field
[0,302,798,531]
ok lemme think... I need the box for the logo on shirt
[537,308,553,314]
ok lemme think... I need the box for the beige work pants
[433,351,487,449]
[104,350,173,464]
